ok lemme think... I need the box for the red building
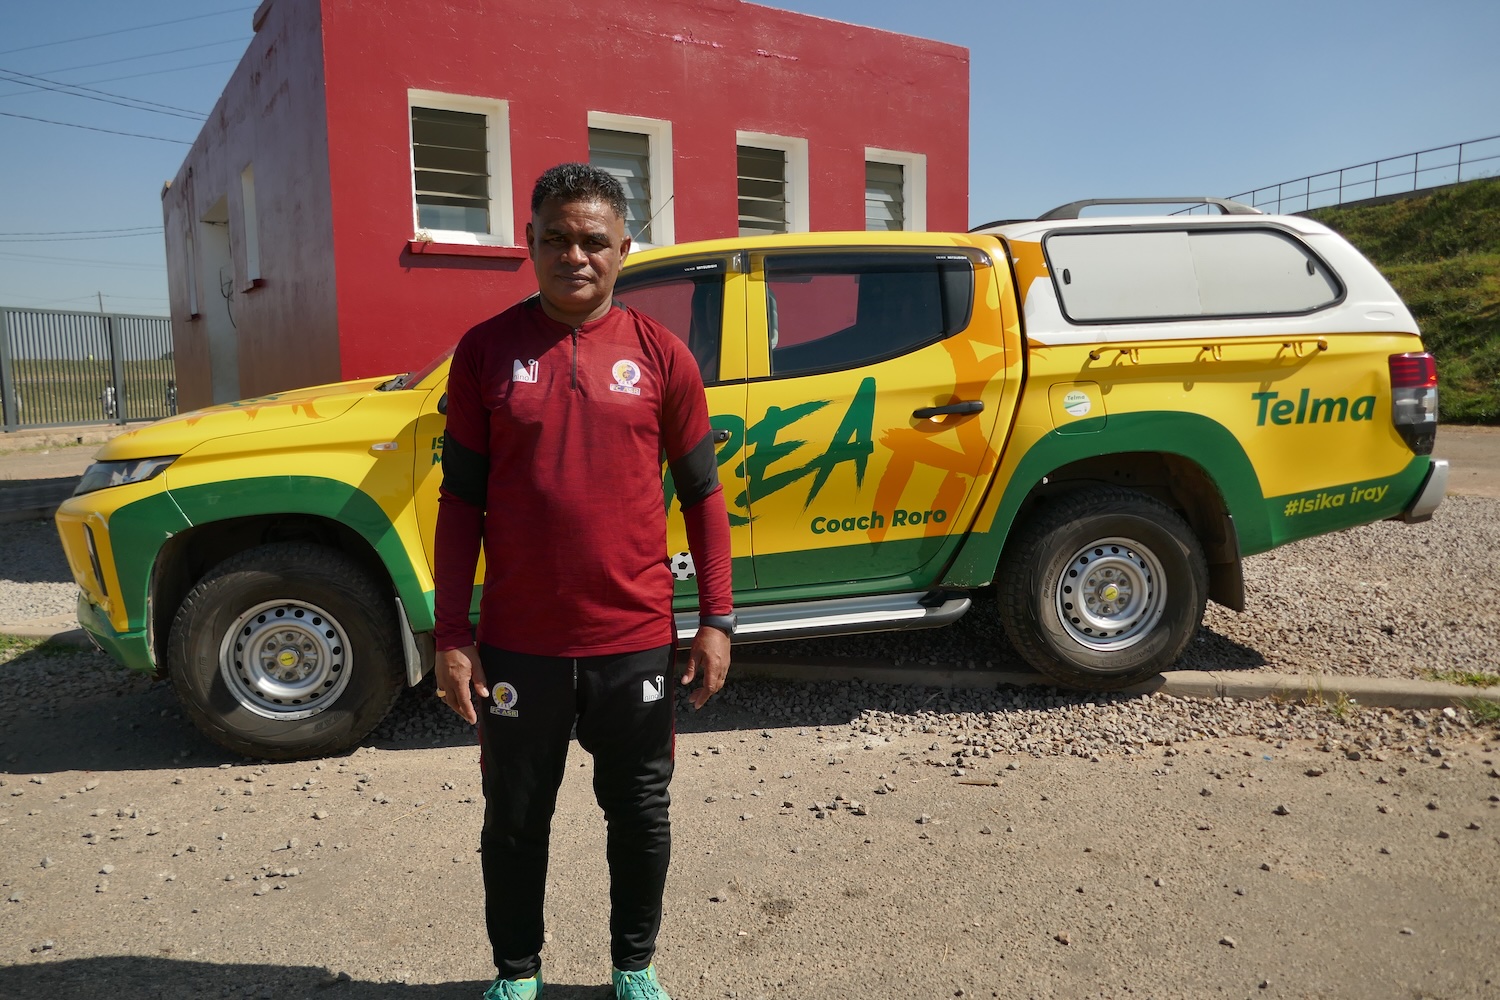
[162,0,970,409]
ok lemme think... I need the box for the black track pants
[477,643,676,980]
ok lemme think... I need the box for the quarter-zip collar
[528,299,625,391]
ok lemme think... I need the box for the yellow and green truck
[55,198,1447,758]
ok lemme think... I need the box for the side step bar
[675,591,971,645]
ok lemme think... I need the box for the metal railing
[1,306,177,433]
[1226,134,1500,215]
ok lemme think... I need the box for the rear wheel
[998,487,1208,690]
[168,543,404,760]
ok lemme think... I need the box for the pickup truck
[54,198,1448,759]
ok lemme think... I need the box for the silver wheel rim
[218,599,353,721]
[1053,536,1167,652]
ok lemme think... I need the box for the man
[432,162,734,1000]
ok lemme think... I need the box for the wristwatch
[698,613,737,638]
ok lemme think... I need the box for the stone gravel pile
[3,494,1496,763]
[0,520,80,625]
[736,494,1500,682]
[715,678,1494,760]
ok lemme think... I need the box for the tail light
[1389,352,1437,455]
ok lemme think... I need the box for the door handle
[713,428,731,444]
[913,400,984,419]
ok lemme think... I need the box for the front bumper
[1400,458,1448,524]
[77,593,156,675]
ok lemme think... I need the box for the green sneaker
[483,974,541,1000]
[612,965,670,1000]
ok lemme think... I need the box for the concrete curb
[4,627,1496,711]
[728,655,1500,710]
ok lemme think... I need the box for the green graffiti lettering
[745,398,830,502]
[802,377,876,507]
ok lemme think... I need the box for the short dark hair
[530,162,627,221]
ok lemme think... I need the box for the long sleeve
[681,483,733,617]
[433,332,490,650]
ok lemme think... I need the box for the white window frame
[407,89,515,246]
[736,131,810,233]
[864,147,927,232]
[587,111,674,248]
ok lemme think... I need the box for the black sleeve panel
[441,431,488,510]
[668,431,721,510]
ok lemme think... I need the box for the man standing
[432,162,734,1000]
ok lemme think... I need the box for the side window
[1046,228,1342,322]
[764,252,974,377]
[614,262,726,384]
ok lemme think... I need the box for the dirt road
[2,645,1497,1000]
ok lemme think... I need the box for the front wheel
[167,543,405,760]
[997,487,1208,690]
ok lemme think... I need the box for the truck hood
[92,376,396,461]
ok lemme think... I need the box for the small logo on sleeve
[641,675,665,703]
[489,681,520,717]
[609,359,642,395]
[513,359,539,384]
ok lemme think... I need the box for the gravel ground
[3,496,1499,999]
[1,642,1498,1000]
[738,494,1500,683]
[4,496,1499,687]
[0,520,77,624]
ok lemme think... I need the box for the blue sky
[1,0,1496,317]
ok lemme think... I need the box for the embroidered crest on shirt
[609,359,642,395]
[513,359,539,384]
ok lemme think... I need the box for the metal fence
[1225,134,1500,215]
[1,307,177,433]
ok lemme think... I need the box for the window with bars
[589,127,655,244]
[738,145,789,237]
[411,106,491,233]
[865,160,905,231]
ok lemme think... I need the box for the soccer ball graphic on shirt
[670,551,696,581]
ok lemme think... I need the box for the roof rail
[1034,197,1262,221]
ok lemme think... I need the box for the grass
[5,357,176,426]
[1310,176,1500,424]
[1421,668,1500,688]
[0,634,77,661]
[0,634,41,657]
[1461,697,1500,727]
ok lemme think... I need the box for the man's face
[526,197,630,326]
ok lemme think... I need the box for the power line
[0,7,256,57]
[0,59,240,101]
[41,37,249,76]
[0,251,166,271]
[0,66,207,119]
[0,233,168,243]
[0,226,162,237]
[0,109,191,144]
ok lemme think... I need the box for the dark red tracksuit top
[433,296,732,656]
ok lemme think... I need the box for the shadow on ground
[0,956,611,1000]
[1,610,1269,776]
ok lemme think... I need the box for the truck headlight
[73,456,177,496]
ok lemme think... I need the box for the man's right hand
[436,645,489,725]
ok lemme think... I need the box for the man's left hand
[680,626,730,709]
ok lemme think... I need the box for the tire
[167,542,405,760]
[997,487,1208,691]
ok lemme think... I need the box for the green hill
[1309,176,1500,423]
